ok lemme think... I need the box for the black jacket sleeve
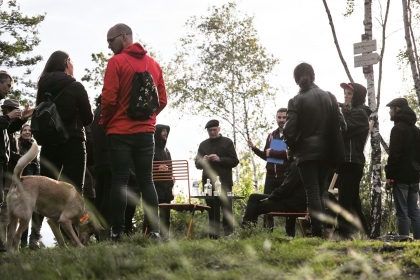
[74,82,94,126]
[385,125,404,179]
[284,98,298,150]
[342,109,368,140]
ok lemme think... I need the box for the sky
[5,0,415,245]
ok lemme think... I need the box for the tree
[166,2,279,188]
[0,0,45,104]
[402,0,420,105]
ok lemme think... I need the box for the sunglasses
[107,34,124,44]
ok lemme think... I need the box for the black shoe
[28,239,45,250]
[0,239,6,252]
[146,232,161,241]
[111,233,123,242]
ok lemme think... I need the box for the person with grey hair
[100,23,167,241]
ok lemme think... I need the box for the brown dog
[6,141,102,252]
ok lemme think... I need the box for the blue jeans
[393,183,420,239]
[107,133,159,234]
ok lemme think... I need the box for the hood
[121,42,147,59]
[358,104,372,117]
[394,105,417,125]
[155,124,170,148]
[38,71,76,96]
[349,83,367,107]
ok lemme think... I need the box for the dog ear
[88,211,105,231]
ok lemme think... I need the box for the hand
[385,179,394,191]
[265,148,271,157]
[260,197,268,202]
[21,104,34,120]
[158,164,168,171]
[248,139,255,148]
[7,109,21,121]
[203,155,209,162]
[208,154,220,162]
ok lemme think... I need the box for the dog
[6,141,103,252]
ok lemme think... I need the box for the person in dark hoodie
[336,82,370,239]
[152,124,174,239]
[32,51,93,249]
[248,108,293,234]
[385,97,420,239]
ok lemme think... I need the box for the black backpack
[121,54,160,120]
[31,82,75,145]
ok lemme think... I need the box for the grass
[1,228,420,280]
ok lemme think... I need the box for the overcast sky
[8,0,413,245]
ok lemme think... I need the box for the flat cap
[1,99,19,109]
[386,98,408,108]
[205,119,219,129]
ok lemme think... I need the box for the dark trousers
[107,133,159,234]
[94,164,112,239]
[242,194,297,236]
[337,163,368,235]
[206,184,233,238]
[31,140,86,241]
[263,176,285,231]
[297,160,330,236]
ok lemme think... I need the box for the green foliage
[2,234,418,279]
[343,0,355,17]
[81,52,112,90]
[166,1,279,147]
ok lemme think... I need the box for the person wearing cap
[195,119,239,238]
[385,97,420,239]
[335,82,370,239]
[0,71,33,252]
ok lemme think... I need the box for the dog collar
[79,212,89,223]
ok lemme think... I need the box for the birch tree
[402,0,420,105]
[166,2,279,188]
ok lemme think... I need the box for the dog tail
[13,140,39,179]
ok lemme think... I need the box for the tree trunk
[322,0,354,83]
[364,0,382,238]
[402,0,420,105]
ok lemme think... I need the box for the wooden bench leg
[297,218,306,237]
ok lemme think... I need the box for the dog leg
[47,219,66,248]
[7,214,18,252]
[60,220,83,247]
[14,218,30,251]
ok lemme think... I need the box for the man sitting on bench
[241,161,306,236]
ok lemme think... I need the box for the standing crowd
[0,23,420,251]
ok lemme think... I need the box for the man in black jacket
[241,161,306,228]
[152,124,174,239]
[195,119,239,238]
[385,98,420,239]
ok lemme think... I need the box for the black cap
[386,98,408,108]
[1,99,19,109]
[205,119,219,129]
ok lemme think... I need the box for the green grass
[1,230,420,280]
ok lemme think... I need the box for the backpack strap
[121,54,149,72]
[45,81,77,102]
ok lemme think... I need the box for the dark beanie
[205,119,219,129]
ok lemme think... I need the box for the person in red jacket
[248,108,292,234]
[100,23,167,241]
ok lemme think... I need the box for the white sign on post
[354,53,380,68]
[353,40,377,55]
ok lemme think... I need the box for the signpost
[354,52,380,68]
[353,40,380,68]
[353,40,377,54]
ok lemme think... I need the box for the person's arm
[218,140,239,168]
[250,134,270,160]
[195,144,205,170]
[74,82,94,126]
[283,98,298,150]
[342,109,368,140]
[100,58,120,129]
[385,126,403,179]
[268,162,300,200]
[154,63,167,116]
[7,119,25,134]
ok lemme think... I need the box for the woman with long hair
[283,63,337,238]
[29,51,93,249]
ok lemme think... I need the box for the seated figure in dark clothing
[241,161,307,236]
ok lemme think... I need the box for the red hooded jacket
[100,43,167,134]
